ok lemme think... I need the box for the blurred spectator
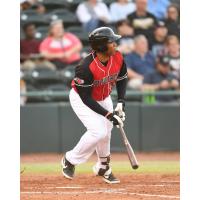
[142,55,179,102]
[127,0,158,47]
[20,0,40,10]
[164,4,180,38]
[40,20,83,70]
[147,0,170,20]
[20,23,41,62]
[20,0,34,10]
[76,0,111,33]
[125,35,156,89]
[165,35,180,79]
[151,21,168,57]
[109,0,136,23]
[116,20,135,55]
[33,3,46,14]
[20,23,55,70]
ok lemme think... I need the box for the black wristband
[106,113,113,120]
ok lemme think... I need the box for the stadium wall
[20,102,180,153]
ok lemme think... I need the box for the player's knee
[87,120,111,140]
[97,130,108,140]
[89,128,107,141]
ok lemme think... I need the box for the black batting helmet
[89,27,121,52]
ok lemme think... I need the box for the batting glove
[114,100,125,121]
[106,112,124,128]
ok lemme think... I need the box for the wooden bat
[118,125,139,169]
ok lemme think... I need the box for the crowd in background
[20,0,180,104]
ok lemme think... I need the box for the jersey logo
[74,77,85,85]
[93,73,118,87]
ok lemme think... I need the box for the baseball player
[61,27,127,184]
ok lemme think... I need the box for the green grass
[20,161,179,175]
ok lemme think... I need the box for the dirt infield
[20,152,180,200]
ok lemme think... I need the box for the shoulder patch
[74,77,85,84]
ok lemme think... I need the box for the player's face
[106,42,117,56]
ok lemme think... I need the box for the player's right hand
[106,112,124,128]
[114,100,125,122]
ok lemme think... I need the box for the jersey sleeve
[74,61,109,117]
[117,60,128,81]
[116,60,128,101]
[74,62,93,88]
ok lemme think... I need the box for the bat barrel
[119,126,139,170]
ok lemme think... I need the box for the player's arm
[74,64,109,117]
[116,60,128,102]
[113,60,128,121]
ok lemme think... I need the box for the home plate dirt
[20,153,180,200]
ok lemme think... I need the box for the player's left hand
[106,112,124,128]
[114,100,125,121]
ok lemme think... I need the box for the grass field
[21,160,179,174]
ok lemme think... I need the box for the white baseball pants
[65,88,113,165]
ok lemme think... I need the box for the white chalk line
[126,184,176,187]
[21,186,83,189]
[21,188,123,195]
[160,181,179,183]
[21,189,179,199]
[55,186,83,189]
[109,191,179,199]
[22,181,179,190]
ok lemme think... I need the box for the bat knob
[132,165,139,169]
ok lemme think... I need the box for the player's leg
[62,89,110,179]
[93,96,120,183]
[95,95,113,157]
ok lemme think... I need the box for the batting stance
[61,27,127,184]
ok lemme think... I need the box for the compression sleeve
[74,64,109,117]
[116,61,128,101]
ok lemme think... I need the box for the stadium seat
[46,8,81,27]
[40,0,68,12]
[21,9,49,27]
[22,66,72,103]
[23,67,61,86]
[65,0,83,12]
[66,26,89,45]
[59,65,76,87]
[35,26,49,39]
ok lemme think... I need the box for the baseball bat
[118,125,139,169]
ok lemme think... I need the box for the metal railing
[20,90,180,102]
[20,90,180,96]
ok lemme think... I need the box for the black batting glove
[106,112,124,128]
